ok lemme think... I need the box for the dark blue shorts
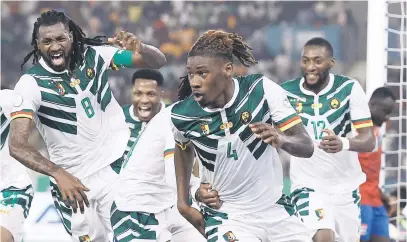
[360,205,389,240]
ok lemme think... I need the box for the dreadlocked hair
[21,10,107,72]
[177,30,258,100]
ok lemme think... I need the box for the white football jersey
[116,107,200,213]
[11,46,129,180]
[282,73,371,193]
[170,75,302,215]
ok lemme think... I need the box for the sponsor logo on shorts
[223,231,239,241]
[315,208,325,221]
[79,235,91,242]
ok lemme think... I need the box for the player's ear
[329,57,335,68]
[224,62,233,79]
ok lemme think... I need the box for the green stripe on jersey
[121,105,145,161]
[38,115,77,135]
[38,106,77,121]
[40,91,76,108]
[0,111,10,150]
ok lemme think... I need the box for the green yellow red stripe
[352,118,373,129]
[164,148,174,159]
[278,115,302,132]
[11,110,33,120]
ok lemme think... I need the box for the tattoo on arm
[9,118,60,177]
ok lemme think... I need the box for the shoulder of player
[234,73,265,91]
[330,73,361,94]
[280,77,302,91]
[170,96,198,115]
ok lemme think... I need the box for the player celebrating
[171,30,314,241]
[359,87,395,242]
[111,71,205,242]
[0,89,33,242]
[120,69,167,164]
[8,10,166,242]
[281,38,376,242]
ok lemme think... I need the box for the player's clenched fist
[249,122,283,148]
[54,168,90,214]
[319,129,343,153]
[107,30,143,53]
[197,183,222,210]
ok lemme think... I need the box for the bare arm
[280,123,314,158]
[349,127,375,152]
[9,118,60,177]
[132,43,167,69]
[175,142,195,211]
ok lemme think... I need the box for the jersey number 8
[81,97,95,118]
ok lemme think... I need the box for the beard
[39,49,71,72]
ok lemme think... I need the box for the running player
[0,89,33,242]
[359,87,395,242]
[171,30,315,241]
[8,10,166,242]
[111,71,205,241]
[281,37,376,242]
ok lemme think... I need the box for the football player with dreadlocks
[170,30,314,241]
[8,10,166,242]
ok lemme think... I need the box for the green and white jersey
[281,73,373,193]
[11,46,129,180]
[121,104,147,161]
[170,74,302,215]
[0,90,32,190]
[121,102,166,161]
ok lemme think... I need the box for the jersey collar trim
[201,78,239,113]
[39,58,69,75]
[129,101,166,122]
[299,73,335,96]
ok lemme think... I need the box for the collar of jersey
[39,58,69,75]
[201,78,239,113]
[129,101,166,122]
[299,73,335,96]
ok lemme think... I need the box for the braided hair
[178,30,258,100]
[21,10,107,72]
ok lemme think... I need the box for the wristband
[340,137,350,150]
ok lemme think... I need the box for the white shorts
[50,162,120,242]
[110,202,205,242]
[0,185,34,241]
[203,195,313,242]
[291,187,361,242]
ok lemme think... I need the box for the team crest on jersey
[78,235,91,242]
[240,111,252,125]
[223,231,239,241]
[201,123,210,135]
[329,97,340,109]
[86,67,95,79]
[315,208,325,221]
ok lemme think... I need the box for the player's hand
[249,122,283,148]
[197,183,223,209]
[178,205,206,237]
[108,30,143,53]
[319,129,343,153]
[53,168,90,214]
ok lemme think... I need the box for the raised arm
[107,31,166,69]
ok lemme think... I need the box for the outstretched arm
[9,118,90,214]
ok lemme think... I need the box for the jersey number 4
[227,142,238,160]
[81,97,95,118]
